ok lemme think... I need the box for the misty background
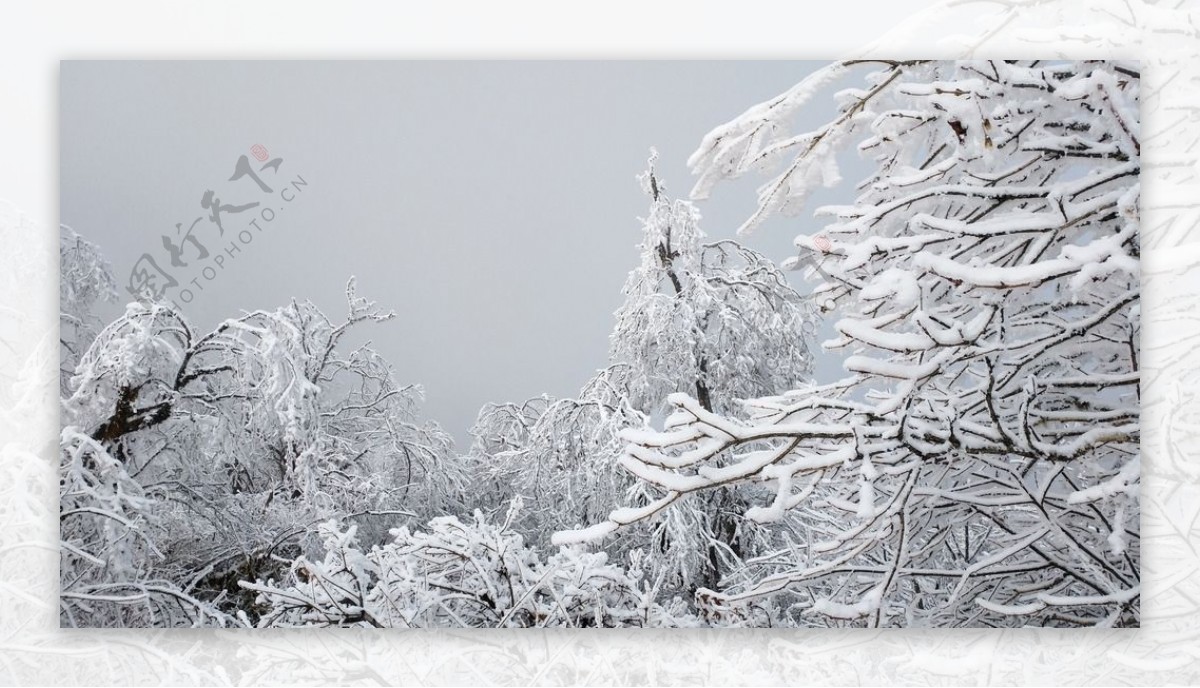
[60,61,855,445]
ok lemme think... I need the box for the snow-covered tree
[612,154,815,416]
[559,60,1140,628]
[60,274,459,626]
[472,157,816,599]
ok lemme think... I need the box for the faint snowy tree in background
[468,365,647,539]
[59,226,116,388]
[559,60,1141,627]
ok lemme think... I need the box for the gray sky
[61,61,852,445]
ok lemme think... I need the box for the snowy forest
[60,60,1140,628]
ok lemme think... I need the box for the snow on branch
[560,61,1141,628]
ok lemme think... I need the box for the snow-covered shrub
[245,502,696,628]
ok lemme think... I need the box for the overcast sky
[61,61,854,445]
